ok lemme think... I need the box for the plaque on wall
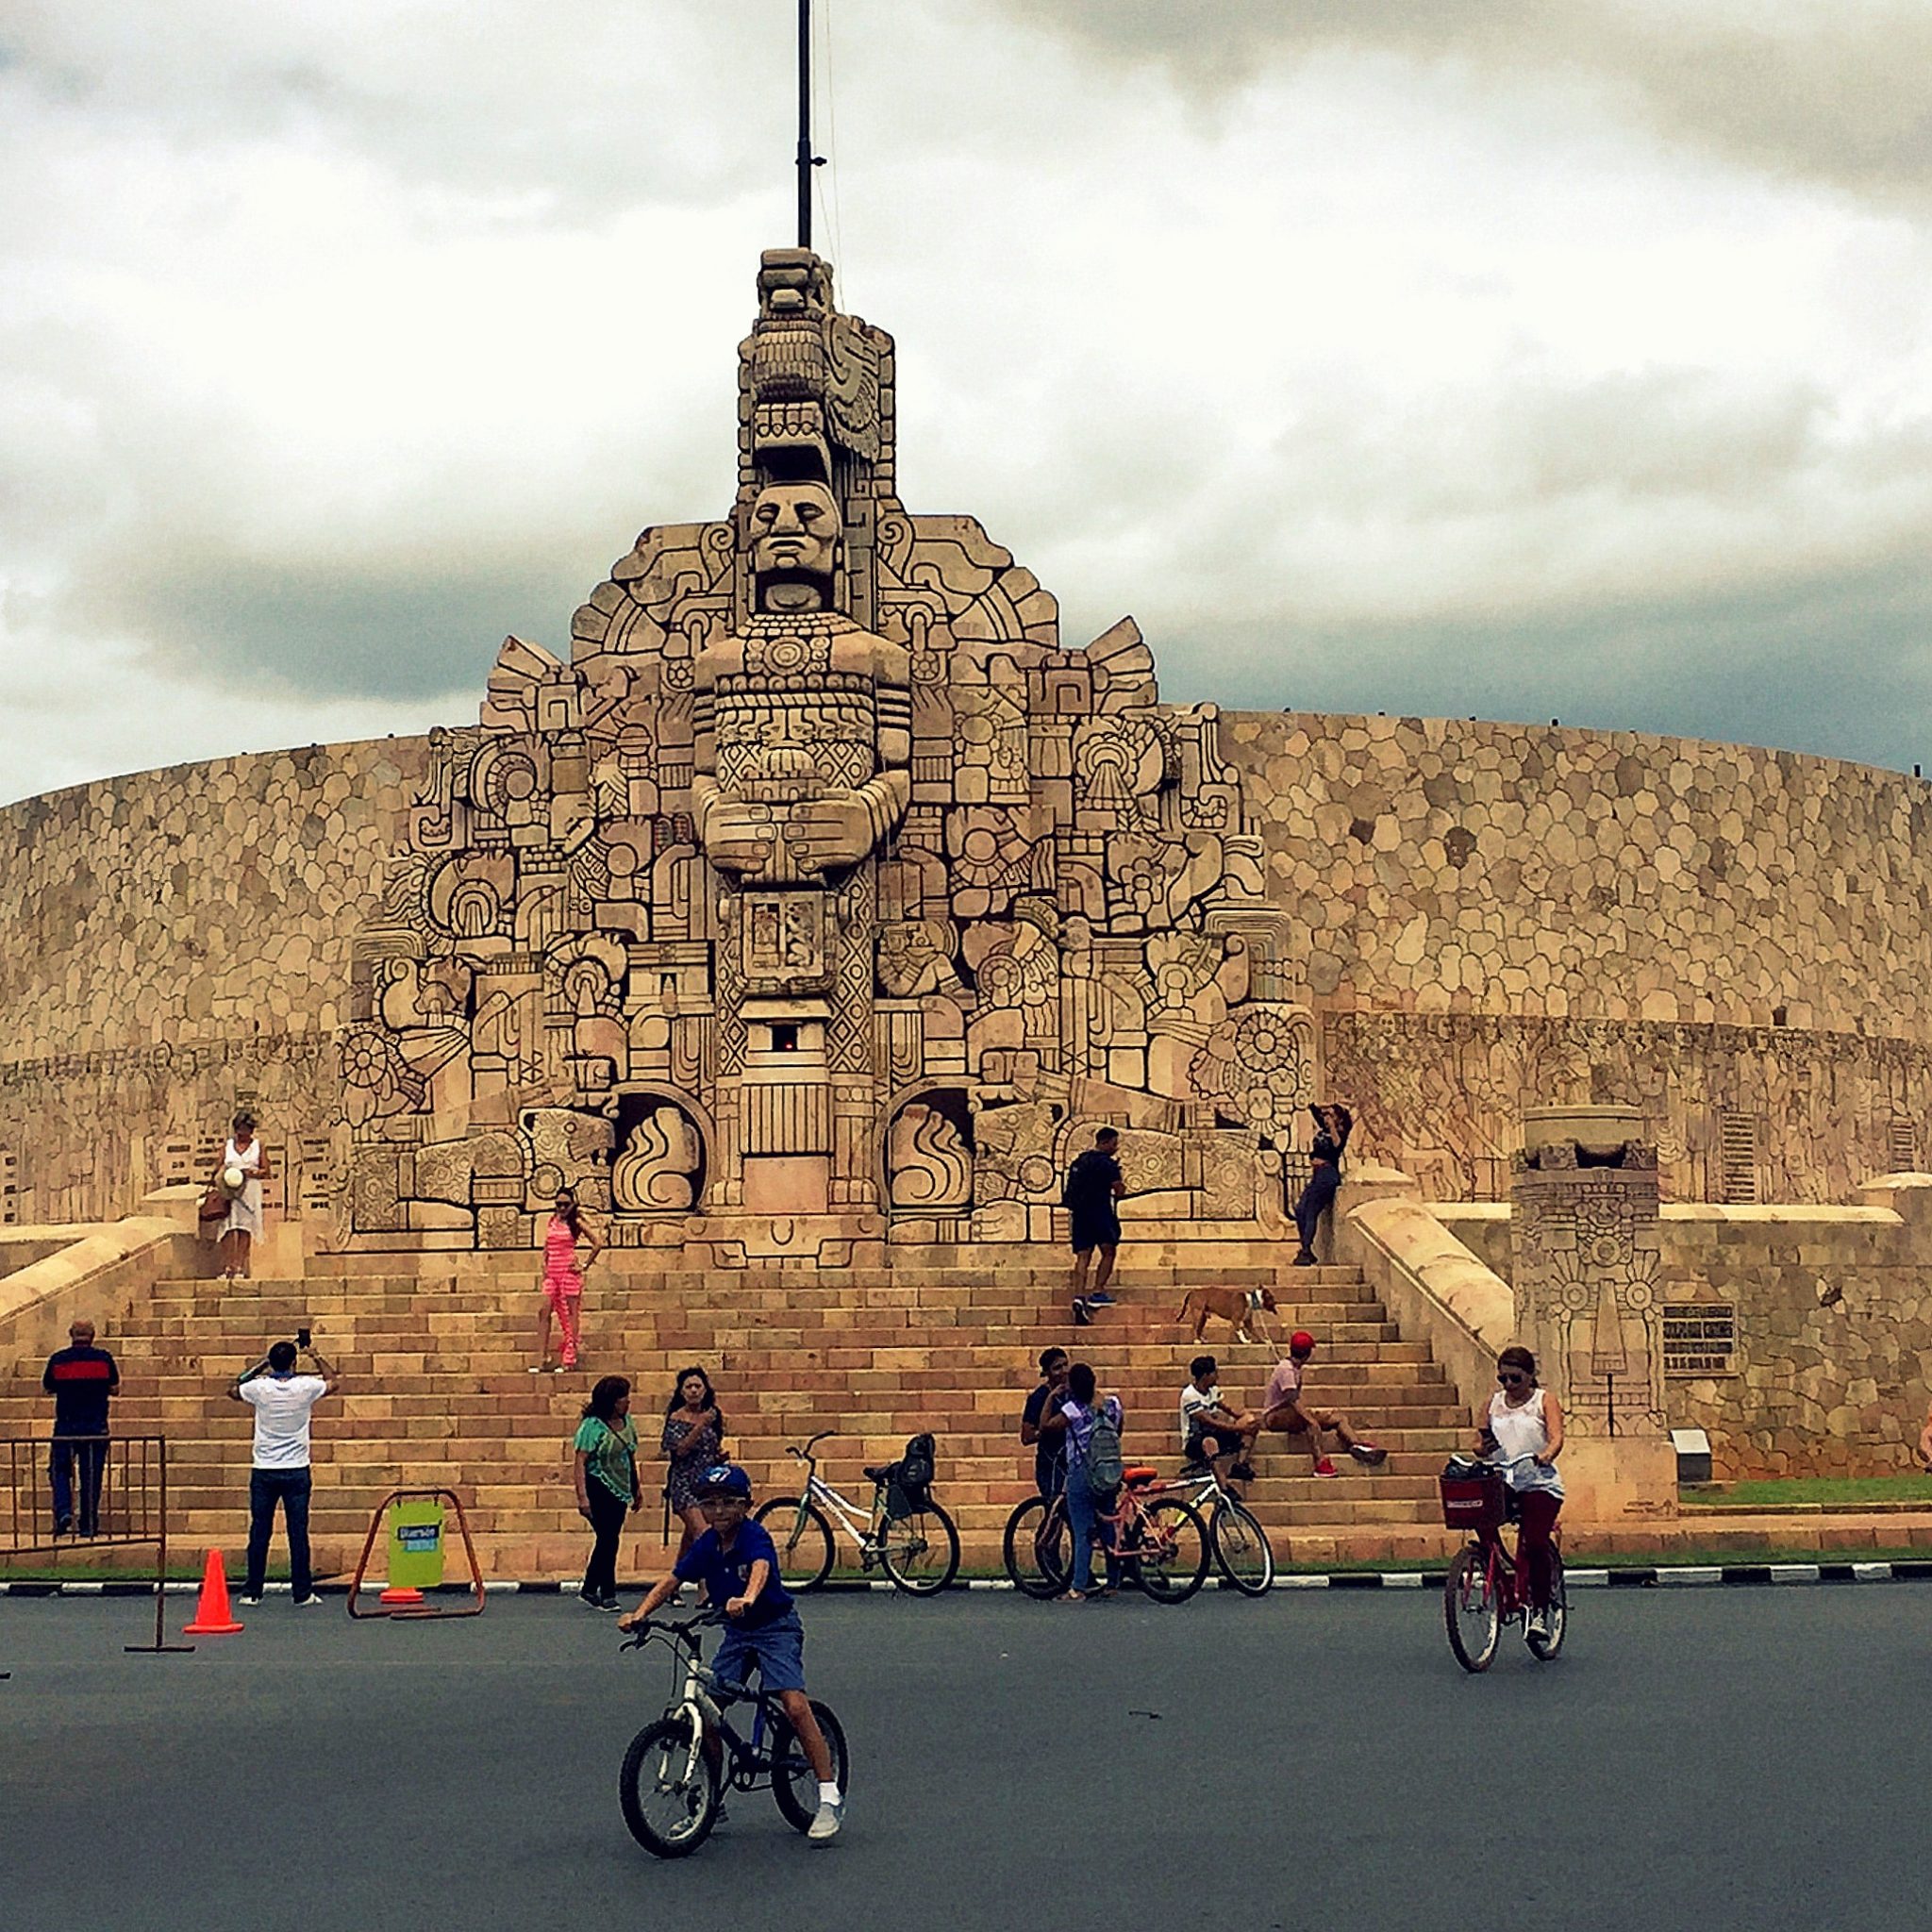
[1662,1304,1737,1376]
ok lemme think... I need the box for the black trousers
[245,1468,312,1599]
[50,1437,108,1534]
[582,1481,629,1601]
[1294,1160,1341,1255]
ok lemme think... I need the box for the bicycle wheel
[878,1500,960,1595]
[1525,1548,1567,1661]
[1209,1499,1275,1596]
[770,1698,850,1832]
[1444,1544,1501,1673]
[619,1716,720,1858]
[1029,1496,1074,1599]
[753,1496,836,1591]
[1129,1498,1210,1603]
[1002,1495,1052,1595]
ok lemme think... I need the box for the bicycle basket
[1439,1468,1506,1532]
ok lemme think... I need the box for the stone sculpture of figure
[691,479,911,890]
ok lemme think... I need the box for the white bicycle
[753,1429,961,1595]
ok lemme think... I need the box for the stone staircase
[0,1237,1472,1577]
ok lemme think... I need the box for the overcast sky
[4,0,1932,804]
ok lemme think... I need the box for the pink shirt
[1262,1359,1304,1413]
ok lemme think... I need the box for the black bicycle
[617,1610,850,1857]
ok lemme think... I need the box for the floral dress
[661,1408,725,1512]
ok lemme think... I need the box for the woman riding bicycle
[1476,1344,1565,1641]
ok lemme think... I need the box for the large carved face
[748,481,840,582]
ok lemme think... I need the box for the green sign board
[387,1498,446,1591]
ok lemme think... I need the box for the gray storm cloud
[3,0,1931,803]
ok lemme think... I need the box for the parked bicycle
[1440,1455,1568,1672]
[754,1429,961,1595]
[1003,1464,1210,1602]
[1004,1462,1273,1598]
[617,1608,850,1858]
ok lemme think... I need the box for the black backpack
[887,1432,937,1519]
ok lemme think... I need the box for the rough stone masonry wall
[1226,712,1932,1203]
[0,739,428,1227]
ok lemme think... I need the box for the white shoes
[808,1797,843,1844]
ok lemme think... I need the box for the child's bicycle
[617,1608,849,1858]
[1003,1465,1210,1602]
[1439,1456,1568,1673]
[754,1429,961,1594]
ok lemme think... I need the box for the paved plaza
[4,1584,1925,1931]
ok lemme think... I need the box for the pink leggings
[545,1287,581,1367]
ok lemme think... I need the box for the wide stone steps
[3,1245,1480,1570]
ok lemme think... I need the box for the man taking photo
[228,1336,337,1607]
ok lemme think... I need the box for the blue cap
[697,1462,751,1499]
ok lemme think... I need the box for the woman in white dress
[215,1109,271,1282]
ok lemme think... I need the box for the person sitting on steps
[1179,1355,1259,1481]
[1257,1329,1385,1478]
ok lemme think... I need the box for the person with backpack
[1064,1126,1127,1325]
[1057,1361,1124,1603]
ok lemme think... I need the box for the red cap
[1290,1330,1316,1353]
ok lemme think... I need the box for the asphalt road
[2,1584,1925,1932]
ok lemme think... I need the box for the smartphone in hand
[297,1326,312,1350]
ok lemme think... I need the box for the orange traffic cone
[377,1586,425,1607]
[183,1549,244,1635]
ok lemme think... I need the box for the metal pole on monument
[796,0,825,248]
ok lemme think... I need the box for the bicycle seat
[1123,1465,1159,1485]
[864,1463,897,1484]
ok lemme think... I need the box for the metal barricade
[2,1434,192,1657]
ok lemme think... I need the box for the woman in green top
[574,1375,641,1610]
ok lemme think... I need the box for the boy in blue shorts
[618,1462,843,1843]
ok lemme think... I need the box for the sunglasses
[1497,1370,1528,1385]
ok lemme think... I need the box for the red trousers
[1500,1490,1562,1608]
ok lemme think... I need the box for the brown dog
[1175,1285,1280,1345]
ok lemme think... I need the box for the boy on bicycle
[618,1462,844,1844]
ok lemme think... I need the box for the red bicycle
[1440,1457,1567,1673]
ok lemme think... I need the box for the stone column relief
[1509,1106,1667,1437]
[337,247,1324,1251]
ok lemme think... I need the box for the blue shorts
[712,1609,807,1696]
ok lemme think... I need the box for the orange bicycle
[1440,1457,1568,1672]
[1023,1465,1211,1604]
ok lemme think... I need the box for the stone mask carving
[749,480,839,610]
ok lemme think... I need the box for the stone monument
[338,249,1315,1256]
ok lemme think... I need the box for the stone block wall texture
[6,711,1932,1233]
[1657,1203,1932,1478]
[0,739,427,1227]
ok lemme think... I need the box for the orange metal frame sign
[345,1488,487,1620]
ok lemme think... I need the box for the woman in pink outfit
[534,1189,602,1374]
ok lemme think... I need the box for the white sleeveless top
[1487,1386,1564,1498]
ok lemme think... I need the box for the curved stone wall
[0,739,427,1226]
[3,710,1929,1226]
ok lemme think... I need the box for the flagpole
[796,0,814,248]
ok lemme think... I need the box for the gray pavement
[2,1585,1926,1932]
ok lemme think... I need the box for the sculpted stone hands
[702,799,779,874]
[784,791,876,874]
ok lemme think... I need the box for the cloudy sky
[4,0,1932,804]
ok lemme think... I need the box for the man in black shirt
[1020,1348,1072,1497]
[1063,1126,1125,1325]
[42,1319,119,1537]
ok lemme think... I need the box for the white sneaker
[808,1797,842,1844]
[1525,1610,1550,1641]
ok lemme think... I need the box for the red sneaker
[1313,1457,1339,1477]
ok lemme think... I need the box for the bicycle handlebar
[620,1608,727,1651]
[788,1429,836,1459]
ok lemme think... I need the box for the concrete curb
[6,1560,1929,1598]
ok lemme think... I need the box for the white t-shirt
[240,1374,328,1469]
[1179,1383,1225,1450]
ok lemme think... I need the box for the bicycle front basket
[1440,1473,1506,1533]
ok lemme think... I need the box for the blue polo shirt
[673,1521,795,1631]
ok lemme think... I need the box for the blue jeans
[245,1468,313,1600]
[1064,1474,1120,1594]
[50,1437,107,1535]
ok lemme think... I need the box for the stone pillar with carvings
[1509,1105,1667,1439]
